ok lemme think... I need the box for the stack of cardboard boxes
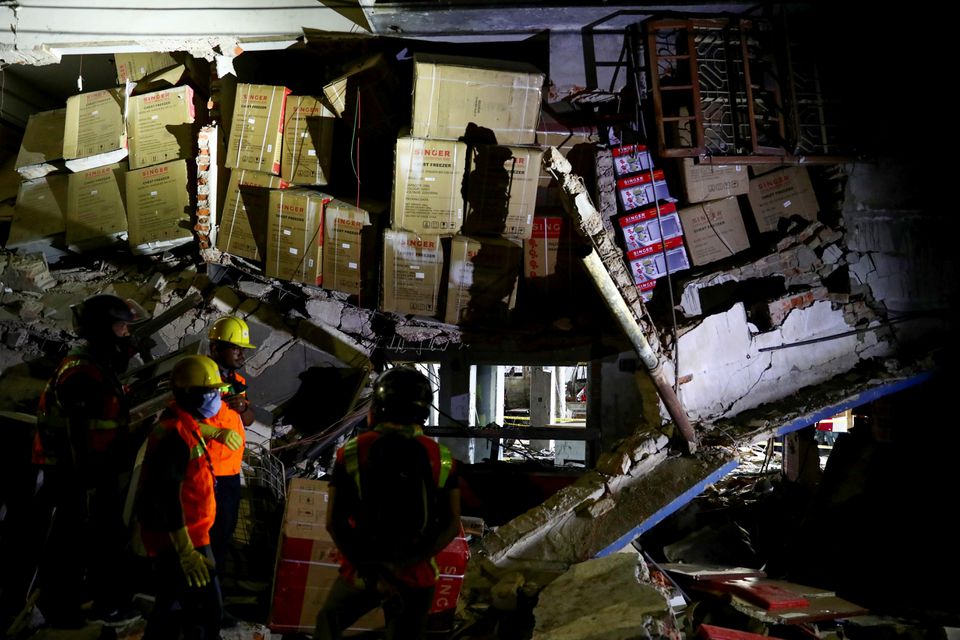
[674,159,752,268]
[610,144,691,300]
[673,159,820,271]
[215,81,375,298]
[9,56,202,255]
[268,478,470,636]
[384,54,545,325]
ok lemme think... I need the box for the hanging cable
[627,22,683,394]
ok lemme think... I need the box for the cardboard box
[281,96,335,186]
[225,84,291,175]
[217,169,291,261]
[381,230,444,317]
[611,144,653,177]
[463,144,543,240]
[15,109,66,180]
[322,199,371,296]
[412,54,544,145]
[524,216,562,278]
[615,201,684,252]
[392,137,468,235]
[63,88,128,171]
[677,196,750,266]
[66,163,127,251]
[679,158,749,204]
[617,169,672,212]
[129,64,188,96]
[6,175,68,246]
[747,166,819,233]
[124,160,193,255]
[265,189,329,286]
[321,53,405,138]
[268,478,468,635]
[323,53,387,118]
[269,479,384,634]
[114,52,179,84]
[444,235,521,325]
[127,86,196,170]
[626,236,691,286]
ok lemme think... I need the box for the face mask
[197,390,222,418]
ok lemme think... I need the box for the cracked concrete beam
[544,147,695,453]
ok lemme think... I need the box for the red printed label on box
[612,144,653,176]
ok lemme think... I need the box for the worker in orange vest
[136,355,228,639]
[30,293,142,627]
[200,315,256,627]
[315,367,461,640]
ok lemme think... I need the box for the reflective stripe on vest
[33,353,124,467]
[343,425,451,495]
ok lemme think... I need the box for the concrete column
[474,365,501,461]
[529,366,556,453]
[438,356,476,463]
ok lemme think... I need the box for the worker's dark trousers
[314,574,434,640]
[36,470,88,625]
[144,545,222,640]
[210,473,241,577]
[0,467,42,627]
[36,470,133,624]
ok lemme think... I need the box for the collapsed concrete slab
[532,551,677,640]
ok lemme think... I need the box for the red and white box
[627,236,690,286]
[611,144,653,177]
[617,169,672,212]
[616,201,683,252]
[524,216,563,278]
[428,529,470,632]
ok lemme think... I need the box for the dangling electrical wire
[626,23,683,394]
[350,86,362,189]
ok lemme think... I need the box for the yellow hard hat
[171,355,228,390]
[208,316,255,349]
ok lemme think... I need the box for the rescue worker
[136,355,227,639]
[201,315,256,627]
[315,367,461,640]
[31,293,141,627]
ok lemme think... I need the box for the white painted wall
[672,301,891,422]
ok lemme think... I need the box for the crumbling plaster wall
[649,160,951,425]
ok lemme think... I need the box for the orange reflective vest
[140,403,217,553]
[33,348,128,469]
[338,424,454,588]
[204,371,247,476]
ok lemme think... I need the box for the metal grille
[231,442,286,579]
[696,29,751,154]
[789,51,845,155]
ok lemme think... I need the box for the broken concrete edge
[704,362,937,449]
[532,552,676,640]
[477,429,708,568]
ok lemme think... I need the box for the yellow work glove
[170,526,211,588]
[199,423,242,451]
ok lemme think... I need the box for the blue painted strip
[773,370,935,437]
[594,459,740,558]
